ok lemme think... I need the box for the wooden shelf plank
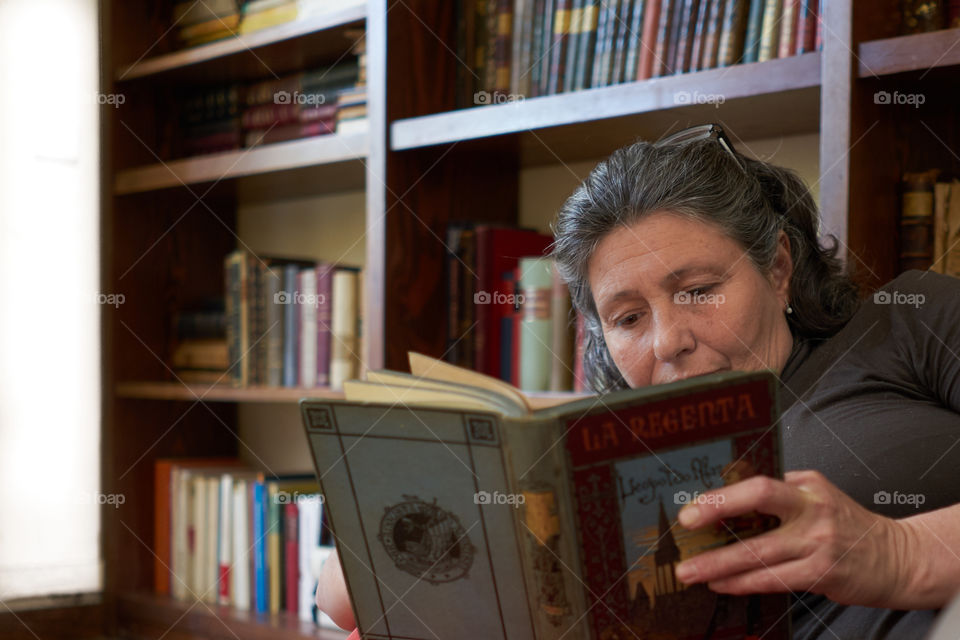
[116,4,366,82]
[117,592,348,640]
[391,52,821,154]
[114,131,368,195]
[115,381,344,403]
[858,28,960,77]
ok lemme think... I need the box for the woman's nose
[651,309,696,362]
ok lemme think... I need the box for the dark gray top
[778,270,959,639]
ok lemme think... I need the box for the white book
[171,468,189,600]
[298,498,321,621]
[330,269,358,390]
[217,474,233,605]
[232,479,251,610]
[299,268,318,388]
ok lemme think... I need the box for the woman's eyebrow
[663,264,726,286]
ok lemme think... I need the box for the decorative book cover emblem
[378,495,476,584]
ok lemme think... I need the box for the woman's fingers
[675,527,809,585]
[677,475,807,530]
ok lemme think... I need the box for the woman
[318,125,960,638]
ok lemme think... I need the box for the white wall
[0,0,101,600]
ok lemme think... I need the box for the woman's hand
[316,549,357,631]
[674,470,918,608]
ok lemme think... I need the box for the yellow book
[179,13,240,40]
[239,2,298,34]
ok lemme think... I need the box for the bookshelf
[97,0,959,638]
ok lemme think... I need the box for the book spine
[495,0,514,94]
[253,480,268,613]
[932,180,952,274]
[688,0,711,72]
[757,0,782,62]
[529,0,546,96]
[676,0,701,73]
[778,0,800,58]
[298,268,318,388]
[474,0,489,97]
[944,181,960,277]
[549,263,574,391]
[563,0,585,91]
[445,225,464,364]
[500,416,585,638]
[205,476,219,603]
[574,0,599,89]
[666,0,686,73]
[573,311,587,392]
[254,262,268,386]
[154,461,173,595]
[597,0,621,84]
[609,0,635,82]
[589,0,611,87]
[224,251,249,386]
[510,0,525,97]
[330,269,359,389]
[519,257,554,391]
[247,257,261,385]
[316,263,333,387]
[232,479,250,610]
[459,229,477,370]
[718,0,749,66]
[282,264,299,387]
[653,0,675,76]
[796,0,817,53]
[264,266,284,387]
[218,474,233,605]
[284,502,300,614]
[637,0,663,79]
[474,227,493,376]
[548,0,573,93]
[622,0,647,80]
[741,0,764,62]
[900,170,938,272]
[484,0,499,92]
[268,483,282,614]
[537,0,556,96]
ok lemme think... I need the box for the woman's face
[587,211,794,388]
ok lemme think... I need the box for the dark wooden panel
[0,601,103,639]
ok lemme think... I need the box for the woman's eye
[616,313,640,328]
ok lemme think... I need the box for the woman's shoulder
[873,269,960,305]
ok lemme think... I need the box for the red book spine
[284,503,299,615]
[218,565,230,602]
[510,265,522,385]
[573,312,586,392]
[798,0,818,53]
[637,0,663,79]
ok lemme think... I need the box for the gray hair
[550,136,860,393]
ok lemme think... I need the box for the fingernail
[675,562,697,583]
[678,505,700,528]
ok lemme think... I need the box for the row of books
[444,224,587,392]
[900,169,960,276]
[458,0,823,107]
[178,58,365,157]
[172,0,366,48]
[154,458,335,624]
[224,250,364,389]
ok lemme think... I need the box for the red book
[284,502,300,615]
[573,311,587,392]
[473,227,553,379]
[637,0,663,79]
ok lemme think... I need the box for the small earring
[785,301,793,315]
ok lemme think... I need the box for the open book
[300,353,789,640]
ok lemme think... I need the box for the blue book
[282,264,299,387]
[252,480,268,613]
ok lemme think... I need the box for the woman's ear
[769,230,793,304]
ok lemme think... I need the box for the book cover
[757,0,782,62]
[717,0,749,66]
[300,356,789,639]
[653,0,676,76]
[637,0,663,79]
[741,0,765,62]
